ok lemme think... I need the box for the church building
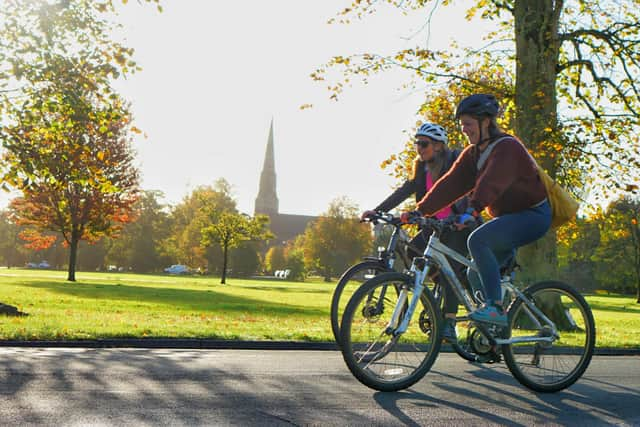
[254,120,316,246]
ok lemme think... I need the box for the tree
[0,210,29,268]
[301,197,371,282]
[5,99,140,281]
[283,241,306,281]
[105,190,171,272]
[166,182,237,272]
[593,197,640,301]
[0,1,161,281]
[201,212,272,284]
[229,242,262,278]
[264,245,287,274]
[556,217,600,292]
[315,0,640,280]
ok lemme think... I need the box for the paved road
[0,348,638,426]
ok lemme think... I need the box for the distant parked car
[164,264,190,275]
[26,261,50,269]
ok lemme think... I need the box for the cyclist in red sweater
[403,94,551,326]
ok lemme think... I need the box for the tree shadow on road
[372,361,638,426]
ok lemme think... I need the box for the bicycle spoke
[503,281,595,392]
[340,272,442,392]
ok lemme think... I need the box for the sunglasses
[414,140,432,148]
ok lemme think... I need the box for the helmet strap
[477,117,491,147]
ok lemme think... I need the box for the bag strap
[476,136,512,171]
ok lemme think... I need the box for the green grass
[0,268,638,348]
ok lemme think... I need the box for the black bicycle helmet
[455,94,500,119]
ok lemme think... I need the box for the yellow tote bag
[535,163,579,229]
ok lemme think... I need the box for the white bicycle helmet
[415,122,448,144]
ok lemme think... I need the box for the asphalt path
[0,348,638,426]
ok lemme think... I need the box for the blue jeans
[467,200,552,304]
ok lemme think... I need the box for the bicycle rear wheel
[502,280,596,392]
[340,272,442,392]
[331,261,392,346]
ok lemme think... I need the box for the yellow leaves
[97,151,105,161]
[299,104,313,110]
[332,56,351,66]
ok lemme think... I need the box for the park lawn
[0,268,638,348]
[586,293,640,350]
[0,269,333,341]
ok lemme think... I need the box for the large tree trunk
[513,1,562,283]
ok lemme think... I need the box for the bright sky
[1,1,490,216]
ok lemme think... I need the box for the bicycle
[339,214,596,393]
[330,212,414,344]
[330,212,479,362]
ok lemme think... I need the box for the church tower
[254,119,279,216]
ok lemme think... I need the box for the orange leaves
[18,229,57,250]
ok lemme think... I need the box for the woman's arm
[416,146,476,216]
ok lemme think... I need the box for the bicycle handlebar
[362,211,457,231]
[360,211,403,226]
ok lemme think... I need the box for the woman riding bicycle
[402,94,552,326]
[361,121,473,342]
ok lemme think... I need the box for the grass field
[0,268,638,348]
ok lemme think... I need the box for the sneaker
[469,304,507,326]
[441,318,457,342]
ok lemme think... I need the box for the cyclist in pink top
[361,122,476,342]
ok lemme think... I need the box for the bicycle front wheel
[331,261,392,346]
[340,272,442,392]
[503,280,596,392]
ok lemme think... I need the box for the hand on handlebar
[360,210,377,222]
[454,208,480,230]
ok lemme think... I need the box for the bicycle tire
[340,272,442,392]
[331,261,392,346]
[502,280,596,392]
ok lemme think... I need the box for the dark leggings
[408,227,471,315]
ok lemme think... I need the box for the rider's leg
[467,201,551,325]
[441,227,472,313]
[440,228,472,341]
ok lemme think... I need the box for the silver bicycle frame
[393,230,558,345]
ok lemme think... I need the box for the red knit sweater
[416,137,547,218]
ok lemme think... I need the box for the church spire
[254,119,279,216]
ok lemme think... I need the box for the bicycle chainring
[461,327,501,363]
[468,328,492,355]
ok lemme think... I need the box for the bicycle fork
[385,259,429,336]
